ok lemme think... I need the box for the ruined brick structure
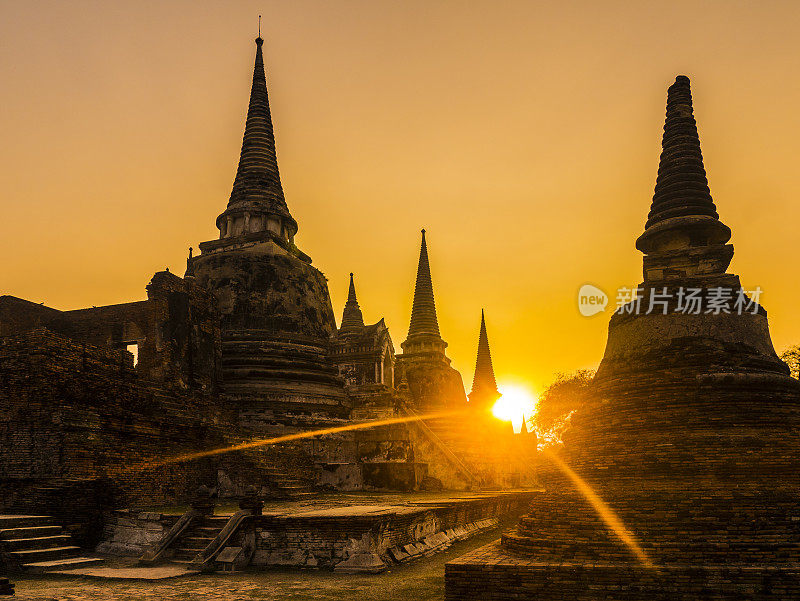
[446,76,800,599]
[0,35,527,520]
[0,271,220,390]
[329,274,395,392]
[0,328,226,544]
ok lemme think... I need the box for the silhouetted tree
[534,370,595,432]
[780,345,800,379]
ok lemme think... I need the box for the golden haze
[2,1,799,393]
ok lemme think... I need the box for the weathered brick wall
[0,296,63,337]
[447,334,800,599]
[0,272,220,390]
[0,328,228,512]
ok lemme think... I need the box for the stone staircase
[0,515,103,573]
[170,515,228,564]
[263,466,316,500]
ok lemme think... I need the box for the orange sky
[2,1,799,393]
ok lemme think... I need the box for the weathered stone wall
[244,492,534,571]
[96,510,179,557]
[446,541,800,601]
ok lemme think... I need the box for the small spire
[340,273,365,331]
[258,14,262,39]
[406,229,441,338]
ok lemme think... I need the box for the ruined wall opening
[126,343,139,367]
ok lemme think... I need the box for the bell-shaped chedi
[401,229,448,360]
[396,230,466,412]
[446,77,800,600]
[598,75,783,380]
[467,310,500,412]
[189,36,344,416]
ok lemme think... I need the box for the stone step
[181,536,214,547]
[0,525,63,540]
[0,515,55,528]
[8,546,81,562]
[192,527,224,536]
[2,535,72,551]
[23,556,105,573]
[201,516,231,524]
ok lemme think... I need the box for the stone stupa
[446,75,800,600]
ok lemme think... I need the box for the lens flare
[123,409,466,473]
[541,448,656,569]
[493,383,536,433]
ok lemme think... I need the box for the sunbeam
[541,449,656,570]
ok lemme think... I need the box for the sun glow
[493,383,537,434]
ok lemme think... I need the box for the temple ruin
[0,34,534,576]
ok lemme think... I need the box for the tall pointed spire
[470,310,498,396]
[637,75,730,254]
[407,229,441,338]
[340,273,365,332]
[216,35,297,238]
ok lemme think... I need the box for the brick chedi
[446,76,800,599]
[189,35,346,419]
[467,309,500,413]
[395,230,466,412]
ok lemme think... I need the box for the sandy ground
[11,515,516,601]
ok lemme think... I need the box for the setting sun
[492,383,537,434]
